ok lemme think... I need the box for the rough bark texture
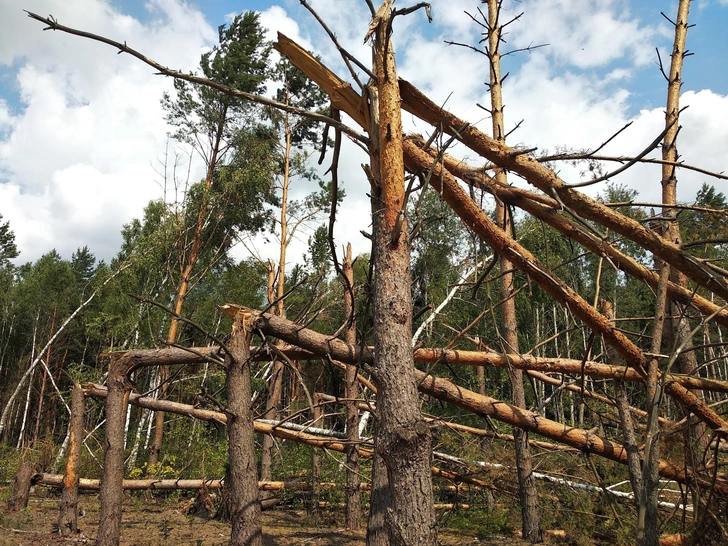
[367,443,391,546]
[7,460,41,512]
[58,382,84,535]
[402,137,728,433]
[244,309,728,493]
[368,4,436,542]
[342,244,362,530]
[97,355,132,546]
[224,308,263,546]
[486,1,541,540]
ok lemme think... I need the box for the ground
[0,492,533,546]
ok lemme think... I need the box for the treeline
[2,4,728,544]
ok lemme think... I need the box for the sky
[1,0,727,268]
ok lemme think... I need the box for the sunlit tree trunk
[486,1,542,540]
[148,119,226,472]
[367,3,436,543]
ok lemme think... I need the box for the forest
[1,1,727,545]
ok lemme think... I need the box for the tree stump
[7,461,42,511]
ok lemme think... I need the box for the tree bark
[342,244,362,531]
[58,382,84,536]
[486,1,541,539]
[367,4,436,542]
[97,355,132,546]
[224,307,263,546]
[7,461,42,512]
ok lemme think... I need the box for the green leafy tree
[149,11,275,469]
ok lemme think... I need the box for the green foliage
[0,213,19,266]
[162,12,270,150]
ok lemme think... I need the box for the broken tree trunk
[222,307,262,546]
[96,354,132,546]
[58,382,84,536]
[7,461,42,512]
[367,4,436,543]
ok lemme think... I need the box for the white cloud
[1,0,726,269]
[0,0,216,264]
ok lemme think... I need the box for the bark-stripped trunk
[58,382,84,535]
[367,4,436,543]
[342,244,362,530]
[260,124,293,487]
[486,1,541,540]
[148,111,226,472]
[224,308,263,546]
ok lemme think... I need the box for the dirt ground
[0,492,533,546]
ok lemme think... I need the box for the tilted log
[396,78,728,304]
[230,307,728,494]
[422,138,728,332]
[83,384,494,491]
[272,32,728,434]
[402,138,728,433]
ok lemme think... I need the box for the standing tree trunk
[486,1,542,541]
[7,461,41,512]
[58,382,84,535]
[659,0,708,454]
[223,306,263,546]
[343,244,362,530]
[97,355,132,546]
[148,118,226,472]
[368,3,436,543]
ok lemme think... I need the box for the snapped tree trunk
[365,5,436,543]
[7,461,42,512]
[96,355,132,546]
[223,307,263,546]
[58,382,84,536]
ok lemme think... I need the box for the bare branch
[25,11,368,145]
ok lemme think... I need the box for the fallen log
[83,385,496,491]
[234,307,728,494]
[38,474,364,492]
[101,346,728,395]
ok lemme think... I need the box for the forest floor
[0,492,536,546]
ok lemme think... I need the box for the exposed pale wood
[100,346,728,394]
[241,308,728,493]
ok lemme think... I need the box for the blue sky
[1,0,727,265]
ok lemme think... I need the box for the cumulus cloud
[1,0,726,268]
[0,0,216,263]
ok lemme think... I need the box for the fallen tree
[228,306,728,494]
